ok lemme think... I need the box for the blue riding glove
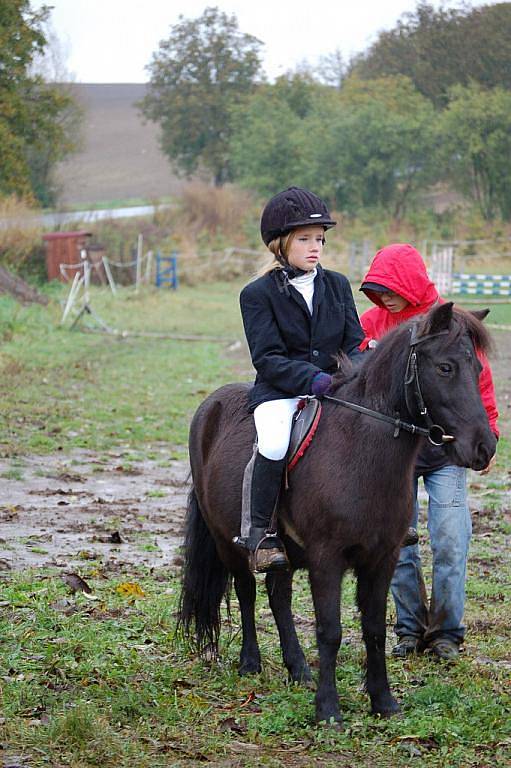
[311,372,333,396]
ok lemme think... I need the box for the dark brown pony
[178,303,496,726]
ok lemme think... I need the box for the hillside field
[55,84,183,206]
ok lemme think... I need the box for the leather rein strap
[323,326,456,446]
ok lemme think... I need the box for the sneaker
[428,637,459,662]
[402,527,419,547]
[392,635,422,658]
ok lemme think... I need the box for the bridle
[323,325,456,446]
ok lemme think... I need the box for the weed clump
[48,704,124,763]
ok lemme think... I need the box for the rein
[323,325,456,447]
[323,393,434,440]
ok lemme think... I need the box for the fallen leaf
[116,582,145,598]
[54,471,84,482]
[390,734,439,751]
[219,717,247,734]
[61,573,92,594]
[239,691,256,708]
[274,740,313,753]
[78,550,96,560]
[81,592,100,602]
[50,598,78,615]
[2,755,29,768]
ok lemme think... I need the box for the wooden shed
[43,231,92,282]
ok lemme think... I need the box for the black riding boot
[235,452,289,573]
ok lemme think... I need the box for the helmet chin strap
[282,264,307,279]
[276,252,307,280]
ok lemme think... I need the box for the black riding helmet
[260,187,336,246]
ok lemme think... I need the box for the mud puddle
[0,449,190,572]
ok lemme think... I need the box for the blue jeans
[390,465,471,645]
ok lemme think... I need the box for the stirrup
[250,532,289,574]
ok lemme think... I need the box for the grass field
[1,282,510,767]
[0,282,247,457]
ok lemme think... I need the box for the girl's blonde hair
[256,231,297,277]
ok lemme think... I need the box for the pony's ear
[470,308,490,322]
[421,301,454,336]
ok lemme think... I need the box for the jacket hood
[360,243,438,315]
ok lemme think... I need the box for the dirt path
[0,449,189,572]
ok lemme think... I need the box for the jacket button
[312,349,319,357]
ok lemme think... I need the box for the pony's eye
[436,363,453,375]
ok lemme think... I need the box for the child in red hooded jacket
[360,243,498,661]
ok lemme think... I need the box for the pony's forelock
[450,307,494,355]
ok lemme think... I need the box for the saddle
[287,397,322,471]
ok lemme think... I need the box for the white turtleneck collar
[289,268,317,314]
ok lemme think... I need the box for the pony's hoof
[289,664,313,687]
[238,660,261,676]
[371,699,401,718]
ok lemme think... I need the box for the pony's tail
[177,487,230,655]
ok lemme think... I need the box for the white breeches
[253,398,301,460]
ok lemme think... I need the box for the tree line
[0,1,81,207]
[1,2,510,221]
[141,3,511,222]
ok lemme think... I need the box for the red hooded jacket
[360,243,499,438]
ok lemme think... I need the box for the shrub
[0,196,43,269]
[179,182,257,243]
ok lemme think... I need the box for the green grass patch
[0,282,246,457]
[1,550,510,768]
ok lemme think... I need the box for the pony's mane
[331,306,493,397]
[331,351,358,387]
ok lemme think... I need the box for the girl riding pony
[236,187,364,572]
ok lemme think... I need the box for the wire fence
[66,236,511,293]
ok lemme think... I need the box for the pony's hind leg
[356,560,400,717]
[265,571,312,684]
[234,571,261,675]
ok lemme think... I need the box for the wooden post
[145,250,153,284]
[82,250,90,305]
[102,256,118,295]
[135,233,143,293]
[61,272,82,324]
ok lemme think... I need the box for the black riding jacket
[240,265,364,411]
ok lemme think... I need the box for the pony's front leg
[234,571,261,675]
[265,571,311,684]
[309,562,343,725]
[356,561,400,717]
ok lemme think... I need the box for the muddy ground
[1,329,509,575]
[0,450,189,573]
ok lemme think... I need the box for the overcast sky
[32,0,484,83]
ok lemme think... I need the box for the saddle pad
[287,398,322,471]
